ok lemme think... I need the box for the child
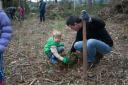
[0,1,13,84]
[43,30,69,64]
[18,6,25,20]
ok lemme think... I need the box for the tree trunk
[79,0,82,4]
[55,0,57,3]
[88,0,93,8]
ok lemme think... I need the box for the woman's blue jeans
[0,53,4,80]
[47,46,64,64]
[74,39,112,63]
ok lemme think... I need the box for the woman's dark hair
[66,16,82,26]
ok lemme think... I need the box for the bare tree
[88,0,93,8]
[55,0,57,3]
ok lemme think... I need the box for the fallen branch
[43,78,56,83]
[29,78,37,85]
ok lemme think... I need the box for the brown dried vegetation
[4,0,128,84]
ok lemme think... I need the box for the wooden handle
[82,19,87,80]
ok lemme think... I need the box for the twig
[111,51,122,56]
[29,78,37,85]
[43,78,56,83]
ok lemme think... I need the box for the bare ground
[4,16,128,85]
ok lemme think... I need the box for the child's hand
[62,56,69,64]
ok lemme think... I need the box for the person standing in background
[18,5,25,21]
[5,7,16,20]
[39,0,46,22]
[0,0,13,84]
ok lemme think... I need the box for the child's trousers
[0,53,4,80]
[47,46,64,64]
[0,53,4,85]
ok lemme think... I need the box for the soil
[4,15,128,85]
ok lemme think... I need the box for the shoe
[94,52,103,64]
[50,58,57,64]
[50,55,58,64]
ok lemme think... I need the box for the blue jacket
[0,10,13,53]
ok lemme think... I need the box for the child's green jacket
[43,37,64,54]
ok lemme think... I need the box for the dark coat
[39,1,46,13]
[71,17,113,52]
[5,7,16,19]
